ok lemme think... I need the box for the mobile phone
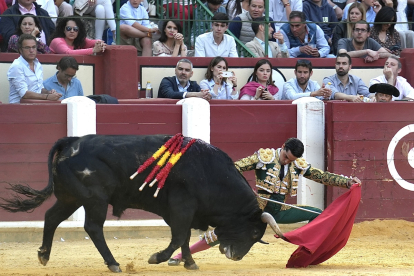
[221,71,233,78]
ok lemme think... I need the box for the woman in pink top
[49,18,106,55]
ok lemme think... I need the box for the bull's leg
[180,229,199,270]
[83,202,121,273]
[39,200,81,266]
[148,201,196,267]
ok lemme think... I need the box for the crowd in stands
[1,0,414,103]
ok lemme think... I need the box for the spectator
[269,0,303,32]
[200,56,239,100]
[8,14,51,53]
[53,0,73,18]
[0,0,55,52]
[326,0,348,20]
[369,6,401,56]
[303,0,338,47]
[228,0,276,44]
[323,53,373,102]
[43,56,84,100]
[195,13,238,57]
[342,0,378,25]
[282,59,331,100]
[332,2,366,55]
[193,0,226,38]
[82,0,116,40]
[246,17,288,58]
[369,83,400,102]
[8,34,62,103]
[120,0,157,57]
[226,0,249,20]
[158,59,211,100]
[370,56,414,100]
[239,59,281,100]
[153,20,187,57]
[49,18,106,55]
[280,11,331,58]
[162,0,194,24]
[32,0,58,25]
[337,20,391,62]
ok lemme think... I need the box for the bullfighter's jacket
[234,148,350,210]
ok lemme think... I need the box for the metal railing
[157,0,256,57]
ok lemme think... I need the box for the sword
[258,196,322,215]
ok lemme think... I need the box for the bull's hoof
[167,258,181,266]
[148,253,159,264]
[184,262,199,270]
[107,264,122,273]
[37,252,49,266]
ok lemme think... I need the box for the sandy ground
[0,220,414,276]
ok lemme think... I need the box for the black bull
[0,135,282,272]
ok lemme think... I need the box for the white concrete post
[61,96,96,221]
[292,97,325,210]
[177,98,210,143]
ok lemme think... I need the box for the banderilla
[258,196,322,215]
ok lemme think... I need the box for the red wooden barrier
[325,102,414,222]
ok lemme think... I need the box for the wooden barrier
[325,102,414,222]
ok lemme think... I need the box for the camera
[221,71,233,78]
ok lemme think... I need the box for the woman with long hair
[370,6,401,56]
[200,56,239,100]
[239,59,280,100]
[226,0,249,20]
[49,18,106,55]
[152,20,187,57]
[8,14,51,53]
[332,2,366,55]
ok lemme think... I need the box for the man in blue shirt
[43,56,84,100]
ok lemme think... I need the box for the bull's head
[214,212,284,261]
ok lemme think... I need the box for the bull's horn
[258,239,269,245]
[261,212,286,240]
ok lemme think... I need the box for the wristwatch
[333,5,338,9]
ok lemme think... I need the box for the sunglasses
[65,26,79,32]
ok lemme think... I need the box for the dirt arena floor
[0,219,413,276]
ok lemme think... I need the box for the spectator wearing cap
[280,11,331,58]
[282,59,332,100]
[245,16,288,58]
[337,20,391,63]
[369,83,400,102]
[323,53,373,102]
[43,56,84,100]
[369,56,414,101]
[195,13,238,57]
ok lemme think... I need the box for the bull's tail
[0,137,79,213]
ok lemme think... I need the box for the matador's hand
[347,176,362,188]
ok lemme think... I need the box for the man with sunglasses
[8,34,62,103]
[43,56,84,100]
[337,20,391,63]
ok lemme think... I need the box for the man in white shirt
[369,56,414,101]
[8,34,62,103]
[269,0,303,32]
[120,0,158,56]
[195,13,238,57]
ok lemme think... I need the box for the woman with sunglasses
[8,14,51,54]
[49,18,106,55]
[239,59,280,100]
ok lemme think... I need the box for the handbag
[74,0,89,16]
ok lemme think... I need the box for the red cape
[282,184,361,268]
